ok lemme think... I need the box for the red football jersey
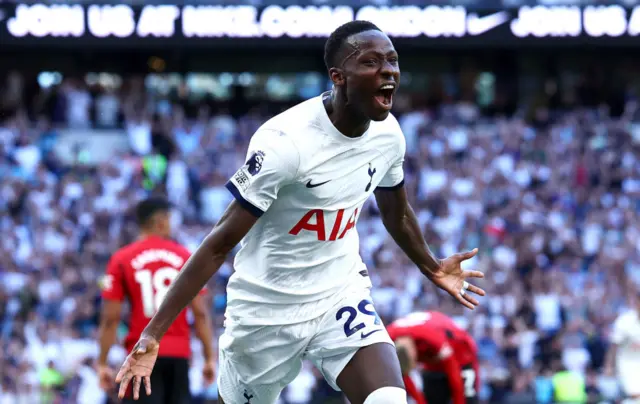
[101,235,205,358]
[387,311,477,372]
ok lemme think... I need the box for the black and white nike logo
[361,329,383,339]
[306,180,330,188]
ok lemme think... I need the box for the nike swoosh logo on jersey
[306,180,331,188]
[361,329,383,339]
[466,11,510,36]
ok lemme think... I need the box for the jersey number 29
[134,267,179,318]
[336,299,381,337]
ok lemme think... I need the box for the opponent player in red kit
[97,197,216,404]
[387,312,479,404]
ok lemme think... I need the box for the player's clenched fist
[116,336,160,400]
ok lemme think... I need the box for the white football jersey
[225,94,405,325]
[611,310,640,363]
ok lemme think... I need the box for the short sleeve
[226,129,299,217]
[101,255,125,302]
[610,314,627,344]
[377,133,406,190]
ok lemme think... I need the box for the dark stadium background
[1,0,640,402]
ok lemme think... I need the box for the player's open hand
[115,335,160,400]
[429,248,485,310]
[202,360,216,386]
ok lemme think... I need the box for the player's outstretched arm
[374,186,485,309]
[144,200,257,340]
[115,200,258,399]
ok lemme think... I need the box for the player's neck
[138,231,166,241]
[324,91,370,138]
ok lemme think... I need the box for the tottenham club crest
[246,151,265,175]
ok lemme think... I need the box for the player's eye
[363,59,378,67]
[388,57,399,64]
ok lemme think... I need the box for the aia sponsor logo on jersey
[289,208,359,241]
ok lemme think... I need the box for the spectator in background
[209,107,237,149]
[64,79,92,129]
[535,366,555,404]
[173,106,204,156]
[502,372,536,404]
[552,360,587,403]
[125,106,153,156]
[584,368,602,404]
[1,71,24,110]
[12,132,42,178]
[152,113,176,160]
[39,360,65,401]
[166,153,191,209]
[95,87,121,129]
[141,148,168,192]
[198,172,233,224]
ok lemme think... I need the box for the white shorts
[217,285,394,404]
[619,361,640,396]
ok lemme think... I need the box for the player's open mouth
[374,83,395,111]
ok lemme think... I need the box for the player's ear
[329,67,345,87]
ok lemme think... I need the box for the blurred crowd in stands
[0,0,631,6]
[0,69,639,404]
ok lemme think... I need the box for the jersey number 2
[336,299,381,337]
[134,267,179,318]
[461,368,477,398]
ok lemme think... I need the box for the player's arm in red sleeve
[437,343,466,404]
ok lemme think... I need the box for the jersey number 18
[134,267,179,318]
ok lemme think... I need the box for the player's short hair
[135,197,171,227]
[324,20,382,70]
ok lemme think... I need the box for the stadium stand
[0,66,639,404]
